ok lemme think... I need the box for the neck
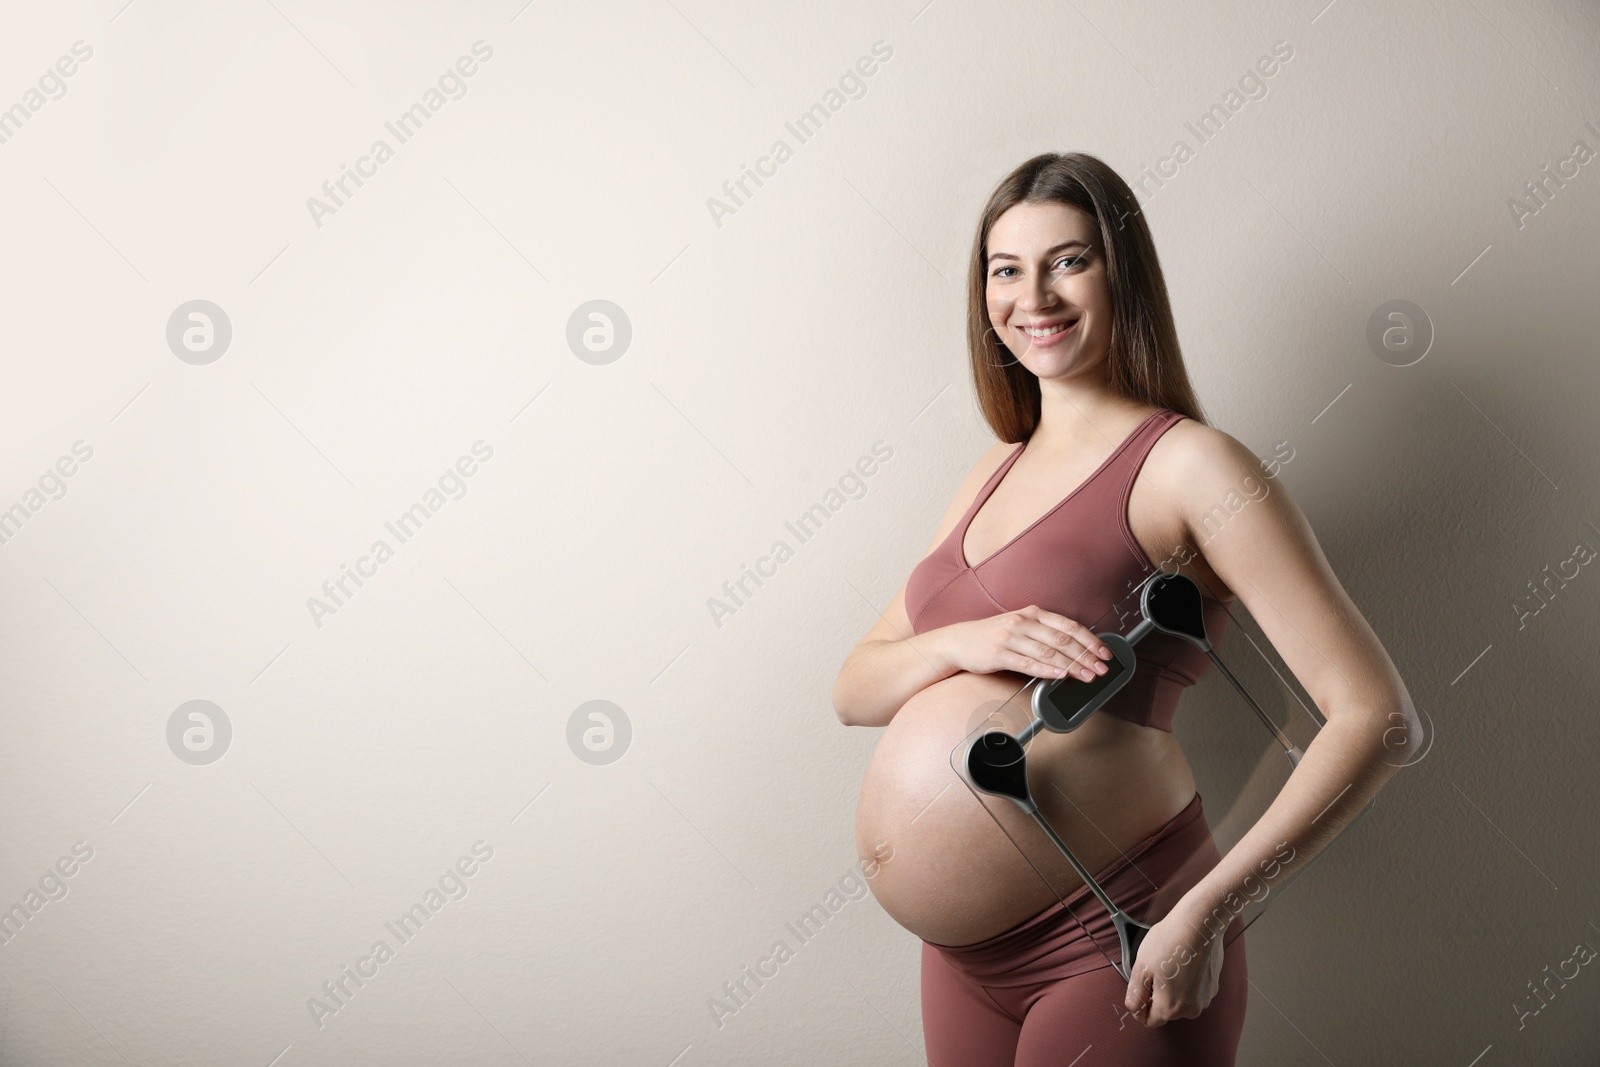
[1030,378,1146,454]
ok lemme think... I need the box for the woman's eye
[991,255,1085,278]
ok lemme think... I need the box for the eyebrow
[987,239,1090,263]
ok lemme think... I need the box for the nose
[1017,269,1058,313]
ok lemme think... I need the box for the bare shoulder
[1128,417,1290,603]
[841,438,1020,656]
[1172,419,1304,522]
[1156,416,1255,470]
[966,439,1021,491]
[921,440,1017,550]
[1143,417,1276,501]
[944,437,1021,512]
[1149,415,1414,725]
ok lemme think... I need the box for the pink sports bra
[904,408,1231,733]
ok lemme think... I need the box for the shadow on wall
[1171,271,1600,1063]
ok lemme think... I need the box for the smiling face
[985,200,1113,381]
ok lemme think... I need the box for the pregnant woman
[833,153,1418,1066]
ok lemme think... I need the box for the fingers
[1124,964,1153,1018]
[1002,646,1067,678]
[1129,984,1179,1028]
[1046,610,1113,663]
[1139,990,1171,1028]
[1016,607,1111,681]
[1140,987,1207,1027]
[1011,636,1096,680]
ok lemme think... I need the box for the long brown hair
[967,152,1207,442]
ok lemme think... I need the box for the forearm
[833,629,961,727]
[1172,695,1414,938]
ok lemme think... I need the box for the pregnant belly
[854,669,1196,947]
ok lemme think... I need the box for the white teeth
[1023,321,1072,338]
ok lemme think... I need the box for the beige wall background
[1,0,1598,1064]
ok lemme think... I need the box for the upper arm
[848,442,1014,650]
[1172,427,1412,727]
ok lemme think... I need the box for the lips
[1018,317,1080,338]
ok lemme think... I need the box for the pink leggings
[920,793,1248,1066]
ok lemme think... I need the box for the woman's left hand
[1122,906,1225,1027]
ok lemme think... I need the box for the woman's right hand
[942,605,1113,681]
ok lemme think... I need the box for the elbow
[831,676,859,728]
[1325,686,1425,775]
[1374,687,1427,771]
[832,665,886,728]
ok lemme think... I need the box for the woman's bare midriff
[855,667,1197,948]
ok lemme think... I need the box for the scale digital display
[1031,632,1137,733]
